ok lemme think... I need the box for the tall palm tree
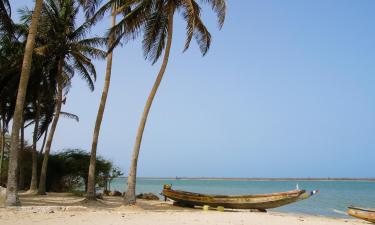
[86,10,117,200]
[0,12,31,204]
[33,0,106,195]
[86,0,127,200]
[111,0,226,204]
[5,0,43,206]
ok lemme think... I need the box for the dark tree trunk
[38,59,64,195]
[29,98,41,192]
[0,119,5,185]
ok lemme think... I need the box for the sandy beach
[0,193,366,225]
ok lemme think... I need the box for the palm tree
[3,0,104,205]
[86,0,127,200]
[0,12,30,203]
[33,0,106,195]
[111,0,226,204]
[5,0,43,206]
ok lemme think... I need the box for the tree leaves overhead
[25,0,106,91]
[1,0,107,143]
[0,0,14,37]
[201,0,226,28]
[0,0,227,145]
[111,0,226,64]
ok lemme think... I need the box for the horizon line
[116,177,375,181]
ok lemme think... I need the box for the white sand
[0,192,366,225]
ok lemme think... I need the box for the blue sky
[12,0,375,178]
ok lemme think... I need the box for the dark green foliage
[1,148,120,192]
[0,0,13,37]
[45,149,118,192]
[110,0,226,64]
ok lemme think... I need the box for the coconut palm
[86,0,129,200]
[31,0,106,195]
[4,0,104,206]
[110,0,226,204]
[0,18,26,198]
[5,0,43,206]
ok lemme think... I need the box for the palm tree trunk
[123,6,175,205]
[5,0,43,206]
[39,125,49,155]
[29,99,41,192]
[86,10,116,200]
[0,119,5,185]
[38,59,64,195]
[18,124,25,191]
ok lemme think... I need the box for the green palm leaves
[111,0,226,64]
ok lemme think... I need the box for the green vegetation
[0,0,226,206]
[0,147,120,192]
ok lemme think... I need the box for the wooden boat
[348,206,375,223]
[161,184,318,210]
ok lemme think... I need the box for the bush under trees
[0,147,121,192]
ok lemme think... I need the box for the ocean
[109,178,375,218]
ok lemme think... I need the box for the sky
[11,0,375,178]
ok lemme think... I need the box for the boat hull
[348,206,375,223]
[162,186,317,210]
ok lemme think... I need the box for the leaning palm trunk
[6,0,43,206]
[123,8,174,205]
[29,99,41,192]
[38,60,64,195]
[86,11,116,200]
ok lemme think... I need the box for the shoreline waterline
[109,178,375,218]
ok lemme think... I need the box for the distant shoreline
[116,177,375,182]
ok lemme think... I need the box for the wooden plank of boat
[161,184,318,210]
[348,206,375,223]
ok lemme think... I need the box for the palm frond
[200,0,226,28]
[179,0,196,52]
[142,1,168,64]
[60,111,79,122]
[109,0,153,51]
[70,52,96,91]
[0,0,14,35]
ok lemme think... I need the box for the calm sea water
[109,178,375,218]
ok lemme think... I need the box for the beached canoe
[348,206,375,223]
[161,184,318,210]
